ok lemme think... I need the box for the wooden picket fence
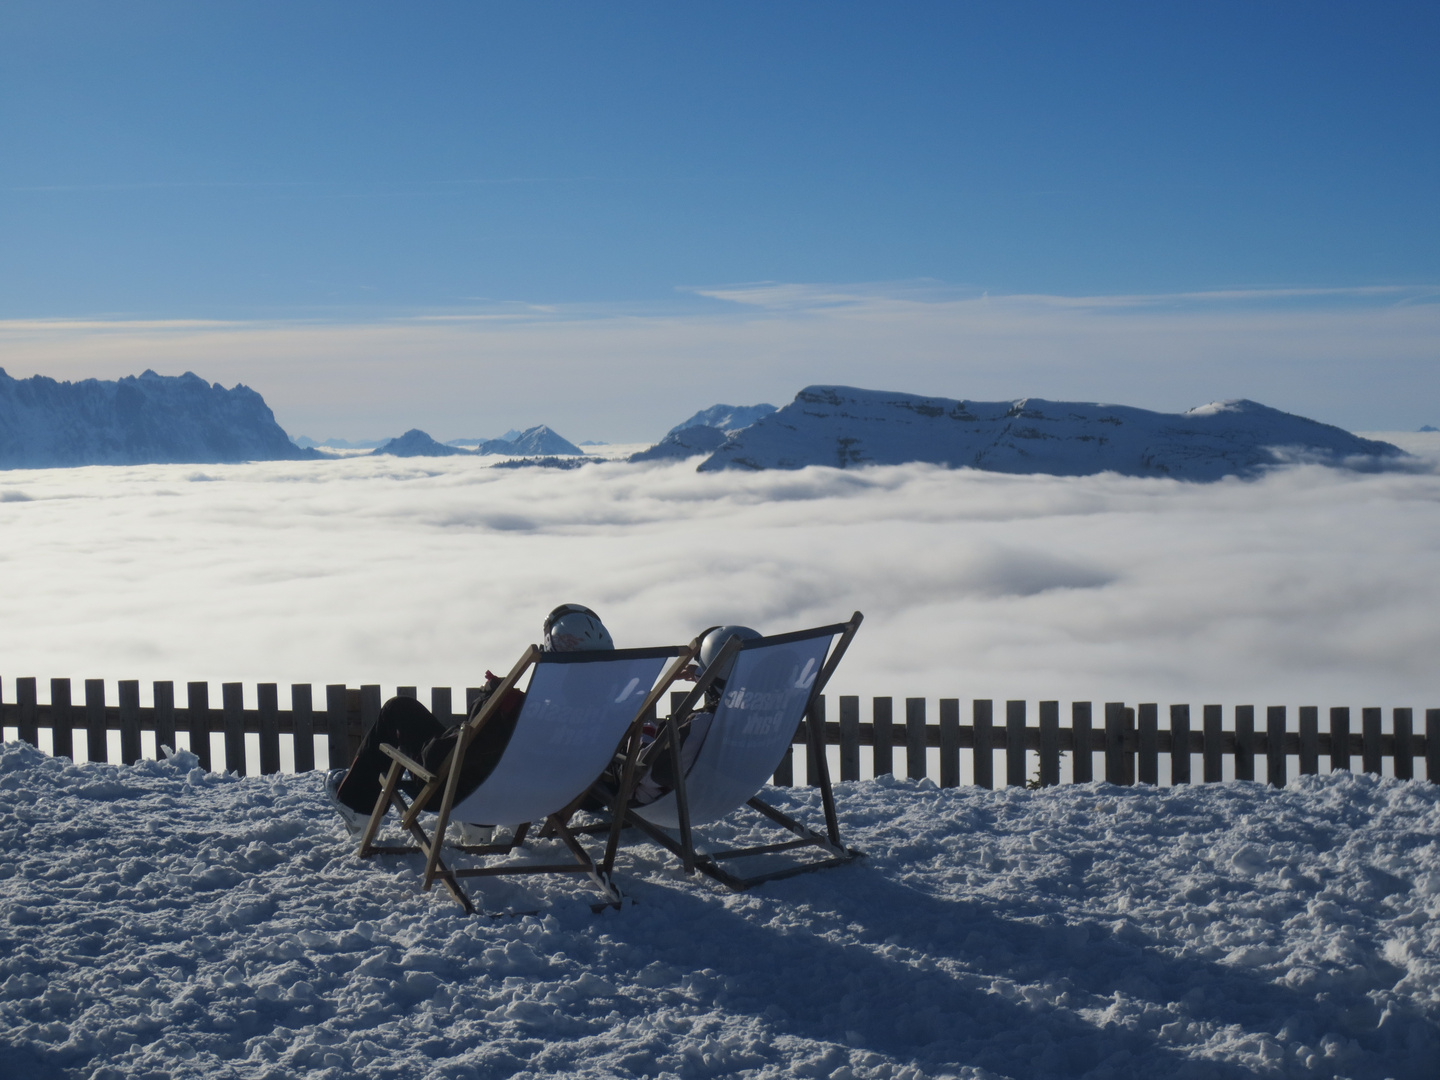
[2,678,1437,787]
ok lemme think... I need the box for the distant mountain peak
[668,402,777,437]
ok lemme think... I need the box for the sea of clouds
[2,445,1437,731]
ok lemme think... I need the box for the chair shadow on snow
[590,855,1422,1079]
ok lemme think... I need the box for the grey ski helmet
[543,604,614,652]
[697,625,762,685]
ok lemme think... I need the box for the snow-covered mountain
[371,429,470,457]
[628,424,730,463]
[668,402,777,437]
[0,368,313,468]
[487,425,583,457]
[695,386,1404,480]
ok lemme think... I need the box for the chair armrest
[379,743,435,783]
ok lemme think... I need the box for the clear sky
[2,2,1437,440]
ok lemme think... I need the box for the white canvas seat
[613,613,865,890]
[357,641,698,914]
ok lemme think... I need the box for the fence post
[873,697,894,777]
[1235,706,1256,781]
[1298,706,1319,775]
[223,683,246,776]
[1331,707,1351,771]
[1203,704,1223,782]
[1138,704,1158,786]
[807,695,826,786]
[119,680,142,765]
[839,696,860,782]
[258,683,281,774]
[972,700,994,789]
[1266,706,1287,787]
[50,678,74,760]
[1005,700,1026,787]
[431,686,454,728]
[1039,701,1060,787]
[84,679,107,764]
[1104,703,1126,785]
[905,698,927,780]
[939,698,960,787]
[292,685,315,773]
[1362,708,1383,775]
[188,682,211,771]
[1428,709,1439,782]
[773,737,794,786]
[1071,702,1093,783]
[397,686,417,699]
[1393,708,1413,781]
[18,677,38,747]
[154,682,176,756]
[1170,704,1190,785]
[325,685,349,771]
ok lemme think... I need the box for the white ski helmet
[697,624,762,684]
[543,604,614,652]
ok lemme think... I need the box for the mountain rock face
[669,403,777,437]
[0,368,314,468]
[696,386,1405,480]
[371,429,469,457]
[489,425,583,457]
[629,424,729,463]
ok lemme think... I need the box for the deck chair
[357,640,698,914]
[605,612,865,891]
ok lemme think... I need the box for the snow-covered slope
[698,386,1405,480]
[1,742,1433,1080]
[371,429,471,457]
[494,425,583,457]
[669,402,778,437]
[0,368,313,468]
[628,424,729,462]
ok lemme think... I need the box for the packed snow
[1,741,1435,1079]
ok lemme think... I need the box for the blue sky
[1,2,1437,438]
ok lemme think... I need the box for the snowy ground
[2,742,1436,1080]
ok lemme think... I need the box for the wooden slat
[187,682,211,771]
[1104,702,1126,785]
[1331,707,1351,771]
[292,684,315,773]
[873,697,894,776]
[1393,708,1413,780]
[1234,705,1255,781]
[1203,704,1223,782]
[1170,704,1191,785]
[839,695,860,781]
[85,679,107,764]
[223,683,246,776]
[17,677,38,747]
[1038,701,1059,787]
[397,685,417,699]
[806,696,826,786]
[1426,708,1440,782]
[906,697,927,780]
[1362,707,1383,775]
[939,698,960,787]
[258,683,281,774]
[1071,701,1093,783]
[119,680,142,764]
[348,687,366,757]
[1266,706,1287,787]
[326,685,349,770]
[153,681,176,756]
[431,686,453,728]
[1298,706,1319,775]
[772,733,794,786]
[1137,703,1158,785]
[1005,700,1026,787]
[973,699,993,789]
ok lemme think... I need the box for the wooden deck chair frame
[356,639,700,914]
[602,612,865,892]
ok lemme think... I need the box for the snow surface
[2,742,1435,1079]
[669,405,779,438]
[698,388,1403,480]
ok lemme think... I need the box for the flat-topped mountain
[0,368,313,468]
[695,386,1404,480]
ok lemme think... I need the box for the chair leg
[358,759,405,858]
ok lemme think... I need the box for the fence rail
[3,679,1436,787]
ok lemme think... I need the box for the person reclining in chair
[324,604,615,833]
[622,623,761,806]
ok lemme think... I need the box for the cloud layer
[2,456,1438,716]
